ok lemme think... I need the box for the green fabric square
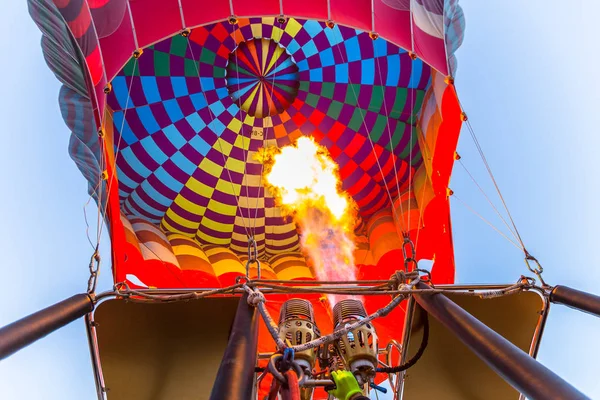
[170,36,188,57]
[200,49,216,65]
[369,114,387,144]
[344,84,361,106]
[154,51,170,76]
[122,58,139,77]
[299,81,310,92]
[327,101,343,119]
[305,93,319,108]
[368,86,385,113]
[348,108,365,132]
[321,82,335,99]
[184,59,199,77]
[214,66,226,79]
[408,90,425,124]
[388,121,405,152]
[390,88,407,120]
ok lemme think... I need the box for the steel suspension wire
[452,193,522,251]
[230,21,254,241]
[374,39,405,223]
[185,33,252,238]
[457,159,520,243]
[331,26,407,234]
[455,94,548,282]
[462,116,527,251]
[97,57,139,243]
[251,24,284,245]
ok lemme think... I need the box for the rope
[114,282,243,302]
[244,276,421,353]
[376,312,429,373]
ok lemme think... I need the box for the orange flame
[260,137,358,304]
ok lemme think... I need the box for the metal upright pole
[0,294,94,360]
[413,283,589,400]
[550,285,600,318]
[209,292,259,400]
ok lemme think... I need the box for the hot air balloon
[0,1,590,399]
[16,0,574,398]
[24,0,469,397]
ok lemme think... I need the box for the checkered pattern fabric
[107,17,431,258]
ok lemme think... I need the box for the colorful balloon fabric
[30,1,466,396]
[29,0,465,288]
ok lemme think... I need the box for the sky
[0,1,599,399]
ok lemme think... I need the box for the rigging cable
[376,312,429,373]
[452,193,522,250]
[457,158,520,243]
[332,25,407,234]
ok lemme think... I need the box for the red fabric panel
[374,0,411,52]
[282,0,328,20]
[330,0,372,32]
[181,0,230,27]
[413,22,448,76]
[129,0,182,47]
[232,0,280,17]
[99,7,135,81]
[431,85,461,192]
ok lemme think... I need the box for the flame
[261,136,358,304]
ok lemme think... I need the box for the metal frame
[84,281,550,400]
[394,284,551,399]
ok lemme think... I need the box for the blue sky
[0,1,599,399]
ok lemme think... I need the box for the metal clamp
[524,252,547,287]
[245,237,261,279]
[87,246,101,295]
[402,234,418,272]
[268,354,305,384]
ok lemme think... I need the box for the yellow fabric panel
[196,231,231,246]
[167,233,210,262]
[163,206,203,231]
[284,18,302,36]
[251,22,263,39]
[214,137,233,155]
[225,156,246,174]
[276,266,314,281]
[204,245,243,277]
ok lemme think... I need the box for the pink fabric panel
[232,0,280,17]
[99,7,135,81]
[129,0,182,47]
[413,21,448,75]
[374,0,412,52]
[181,0,230,26]
[330,0,372,32]
[282,0,329,20]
